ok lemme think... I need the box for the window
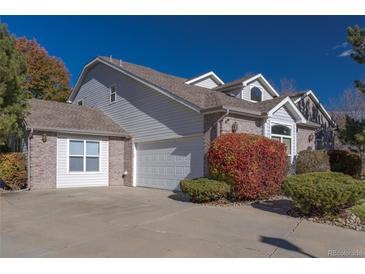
[110,85,116,103]
[250,87,262,102]
[69,140,100,172]
[69,140,84,172]
[271,124,292,163]
[271,125,291,136]
[77,100,83,106]
[86,141,100,172]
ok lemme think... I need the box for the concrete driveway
[1,186,364,257]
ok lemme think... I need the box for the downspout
[26,128,33,191]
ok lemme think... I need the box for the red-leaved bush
[208,133,287,200]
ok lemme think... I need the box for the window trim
[110,85,117,103]
[67,139,101,174]
[270,122,293,163]
[250,86,262,102]
[271,124,291,136]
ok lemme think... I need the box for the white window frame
[67,139,101,173]
[77,99,84,106]
[110,85,117,103]
[250,86,262,102]
[270,122,293,163]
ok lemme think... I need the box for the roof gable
[293,90,335,126]
[185,71,224,89]
[267,97,306,123]
[215,73,280,98]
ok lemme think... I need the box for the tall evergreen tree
[0,23,27,149]
[347,25,365,94]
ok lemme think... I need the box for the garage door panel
[136,136,204,190]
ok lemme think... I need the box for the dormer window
[250,87,262,102]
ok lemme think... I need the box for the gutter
[200,105,262,118]
[25,126,130,138]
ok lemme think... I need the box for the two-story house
[24,56,335,190]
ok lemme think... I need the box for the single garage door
[136,136,204,190]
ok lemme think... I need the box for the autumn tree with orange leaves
[16,37,71,102]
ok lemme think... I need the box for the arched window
[250,87,262,102]
[271,124,292,163]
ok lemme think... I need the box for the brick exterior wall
[29,131,57,190]
[29,131,133,190]
[123,138,134,186]
[203,113,224,175]
[202,113,264,176]
[297,126,315,152]
[222,114,263,135]
[296,95,335,150]
[109,136,125,186]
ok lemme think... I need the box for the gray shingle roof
[256,95,288,113]
[73,57,307,119]
[213,75,254,90]
[99,57,265,115]
[25,99,129,137]
[289,91,307,101]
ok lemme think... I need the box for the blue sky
[2,16,365,108]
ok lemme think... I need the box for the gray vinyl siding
[272,106,296,123]
[191,76,219,89]
[74,63,204,142]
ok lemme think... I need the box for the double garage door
[136,136,204,190]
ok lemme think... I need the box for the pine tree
[0,23,27,149]
[347,25,365,94]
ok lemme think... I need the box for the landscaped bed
[180,134,365,231]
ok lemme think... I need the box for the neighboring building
[24,56,335,191]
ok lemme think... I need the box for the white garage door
[136,136,204,190]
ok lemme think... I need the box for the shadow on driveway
[251,199,293,216]
[168,191,191,203]
[260,236,316,258]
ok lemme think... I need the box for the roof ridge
[100,56,188,81]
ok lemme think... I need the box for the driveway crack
[267,217,304,258]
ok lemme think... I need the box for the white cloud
[333,42,348,49]
[338,49,353,57]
